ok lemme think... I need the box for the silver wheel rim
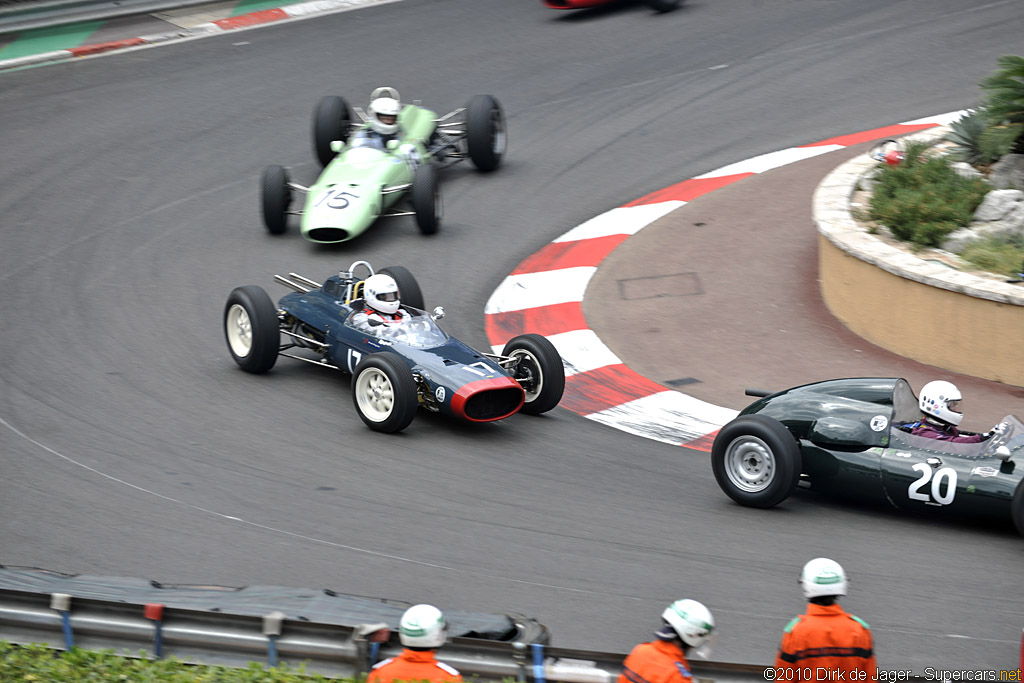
[491,109,506,156]
[510,349,543,403]
[724,435,776,493]
[226,304,253,358]
[355,367,394,422]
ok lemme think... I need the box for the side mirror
[996,445,1012,462]
[386,139,400,151]
[330,140,345,153]
[431,306,445,321]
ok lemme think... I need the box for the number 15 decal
[908,464,957,505]
[315,188,360,210]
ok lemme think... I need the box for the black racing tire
[465,94,506,173]
[647,0,681,11]
[502,334,565,415]
[224,285,279,374]
[378,266,425,312]
[411,164,441,235]
[312,95,352,168]
[351,353,418,433]
[711,414,802,508]
[1012,481,1024,537]
[260,165,291,235]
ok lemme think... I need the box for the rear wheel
[224,286,279,373]
[411,164,441,235]
[352,353,417,433]
[465,94,505,172]
[502,334,565,415]
[312,95,352,167]
[260,165,291,235]
[711,415,801,508]
[378,266,425,311]
[1012,481,1024,537]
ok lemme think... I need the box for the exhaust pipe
[274,274,311,293]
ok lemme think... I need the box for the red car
[544,0,681,11]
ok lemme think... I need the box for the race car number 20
[908,464,957,505]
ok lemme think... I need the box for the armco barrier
[0,574,772,682]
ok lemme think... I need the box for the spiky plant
[946,108,1000,165]
[979,55,1024,154]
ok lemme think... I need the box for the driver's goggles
[376,292,399,302]
[946,399,962,413]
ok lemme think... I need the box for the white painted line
[585,392,739,445]
[545,329,622,377]
[553,202,686,243]
[694,145,844,179]
[484,267,596,314]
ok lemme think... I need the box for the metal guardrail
[0,0,224,34]
[0,586,771,683]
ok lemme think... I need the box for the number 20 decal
[908,464,958,505]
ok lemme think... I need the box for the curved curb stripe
[485,112,964,451]
[0,0,401,71]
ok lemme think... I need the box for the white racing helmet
[368,88,401,136]
[661,599,715,649]
[919,380,963,426]
[364,273,400,315]
[800,557,848,599]
[399,604,448,648]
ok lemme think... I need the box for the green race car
[260,88,505,243]
[711,377,1024,535]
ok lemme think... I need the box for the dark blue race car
[223,260,565,433]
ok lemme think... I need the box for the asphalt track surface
[1,0,1023,672]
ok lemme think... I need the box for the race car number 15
[908,464,957,505]
[315,188,359,210]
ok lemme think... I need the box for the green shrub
[961,237,1024,278]
[0,641,337,681]
[946,108,1004,166]
[867,141,989,247]
[979,54,1024,155]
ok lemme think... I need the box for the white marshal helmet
[364,273,401,315]
[368,87,401,136]
[919,380,963,426]
[399,604,449,648]
[661,599,715,648]
[800,557,848,599]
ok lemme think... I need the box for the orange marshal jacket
[366,649,463,683]
[617,638,695,683]
[775,603,877,678]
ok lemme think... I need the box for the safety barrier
[0,0,225,33]
[0,572,771,683]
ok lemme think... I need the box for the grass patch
[0,641,337,681]
[960,236,1024,278]
[867,140,990,248]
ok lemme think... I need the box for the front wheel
[261,165,291,235]
[465,94,506,172]
[352,353,418,433]
[711,415,801,508]
[224,286,279,373]
[411,164,441,235]
[502,334,565,415]
[312,95,352,167]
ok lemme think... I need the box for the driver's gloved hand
[985,422,1009,438]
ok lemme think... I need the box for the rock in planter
[989,153,1024,190]
[951,162,983,181]
[974,189,1024,221]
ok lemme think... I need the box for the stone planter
[813,127,1024,387]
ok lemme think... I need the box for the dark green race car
[711,378,1024,535]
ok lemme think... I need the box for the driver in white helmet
[352,273,410,330]
[366,604,463,683]
[775,558,876,677]
[617,599,715,683]
[366,88,403,146]
[905,380,1007,443]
